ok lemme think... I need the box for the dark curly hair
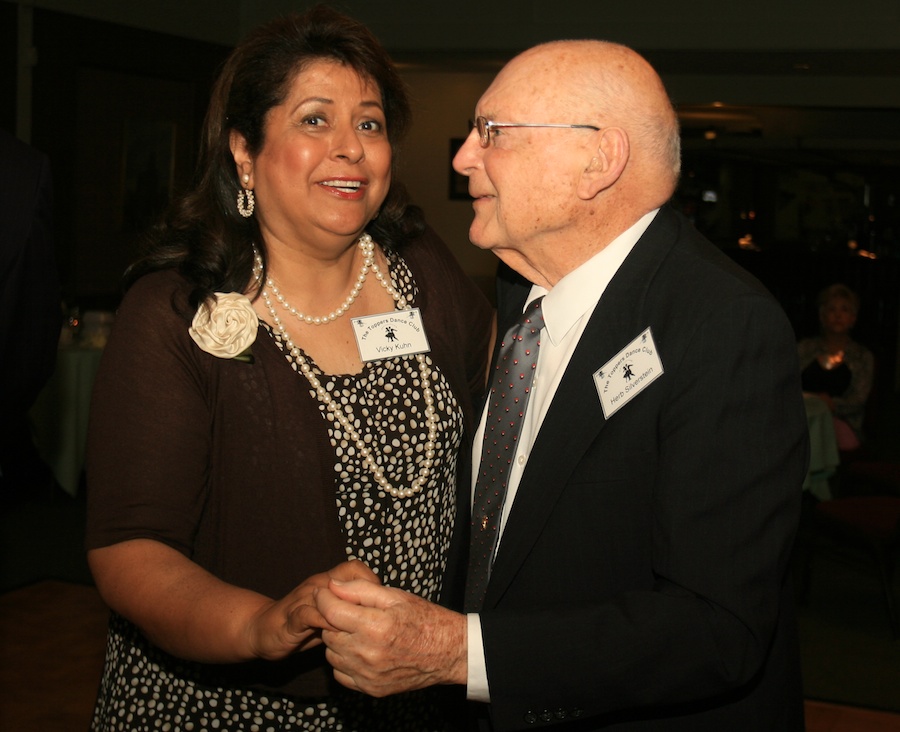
[124,4,424,309]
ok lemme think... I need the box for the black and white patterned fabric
[90,253,462,732]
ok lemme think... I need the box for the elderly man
[307,40,809,731]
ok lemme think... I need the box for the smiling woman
[229,59,392,260]
[82,5,493,731]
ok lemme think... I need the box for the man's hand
[303,579,468,697]
[246,559,381,660]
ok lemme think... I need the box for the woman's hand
[246,560,382,659]
[89,540,381,664]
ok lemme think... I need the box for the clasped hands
[293,560,468,697]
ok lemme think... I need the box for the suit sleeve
[481,292,809,728]
[0,146,61,413]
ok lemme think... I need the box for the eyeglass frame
[473,115,601,148]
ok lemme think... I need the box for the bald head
[500,40,681,203]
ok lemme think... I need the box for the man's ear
[577,128,629,200]
[229,130,253,183]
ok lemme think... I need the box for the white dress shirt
[466,210,658,702]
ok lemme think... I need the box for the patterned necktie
[465,297,544,611]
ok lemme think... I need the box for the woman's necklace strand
[263,233,406,324]
[252,236,437,499]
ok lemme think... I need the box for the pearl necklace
[253,237,438,499]
[262,233,406,324]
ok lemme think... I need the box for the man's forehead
[476,70,546,118]
[479,41,620,107]
[476,76,581,122]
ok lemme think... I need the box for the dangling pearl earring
[237,173,254,218]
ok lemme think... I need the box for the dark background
[3,0,899,390]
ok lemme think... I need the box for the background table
[28,346,104,496]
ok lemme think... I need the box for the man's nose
[452,127,483,176]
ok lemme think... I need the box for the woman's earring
[237,187,255,218]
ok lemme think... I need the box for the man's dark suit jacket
[0,130,60,485]
[476,206,809,731]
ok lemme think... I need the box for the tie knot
[519,296,544,331]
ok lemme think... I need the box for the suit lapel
[484,209,678,606]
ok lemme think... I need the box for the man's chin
[467,225,496,252]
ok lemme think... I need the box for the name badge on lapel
[594,327,664,419]
[352,308,431,363]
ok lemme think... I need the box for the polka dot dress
[276,252,462,602]
[90,251,463,732]
[93,613,451,730]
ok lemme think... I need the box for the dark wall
[1,3,15,134]
[23,8,230,308]
[675,148,900,260]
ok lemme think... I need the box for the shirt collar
[528,209,659,346]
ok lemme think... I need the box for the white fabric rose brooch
[189,292,258,363]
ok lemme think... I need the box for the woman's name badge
[351,308,431,363]
[594,327,664,419]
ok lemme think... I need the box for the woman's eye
[301,115,327,127]
[358,119,384,133]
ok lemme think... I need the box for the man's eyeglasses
[473,115,600,148]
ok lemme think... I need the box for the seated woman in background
[798,283,874,451]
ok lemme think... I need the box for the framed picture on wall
[448,138,470,200]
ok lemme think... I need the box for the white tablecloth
[29,347,104,496]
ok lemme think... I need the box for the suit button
[523,711,538,724]
[540,709,553,722]
[554,708,567,719]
